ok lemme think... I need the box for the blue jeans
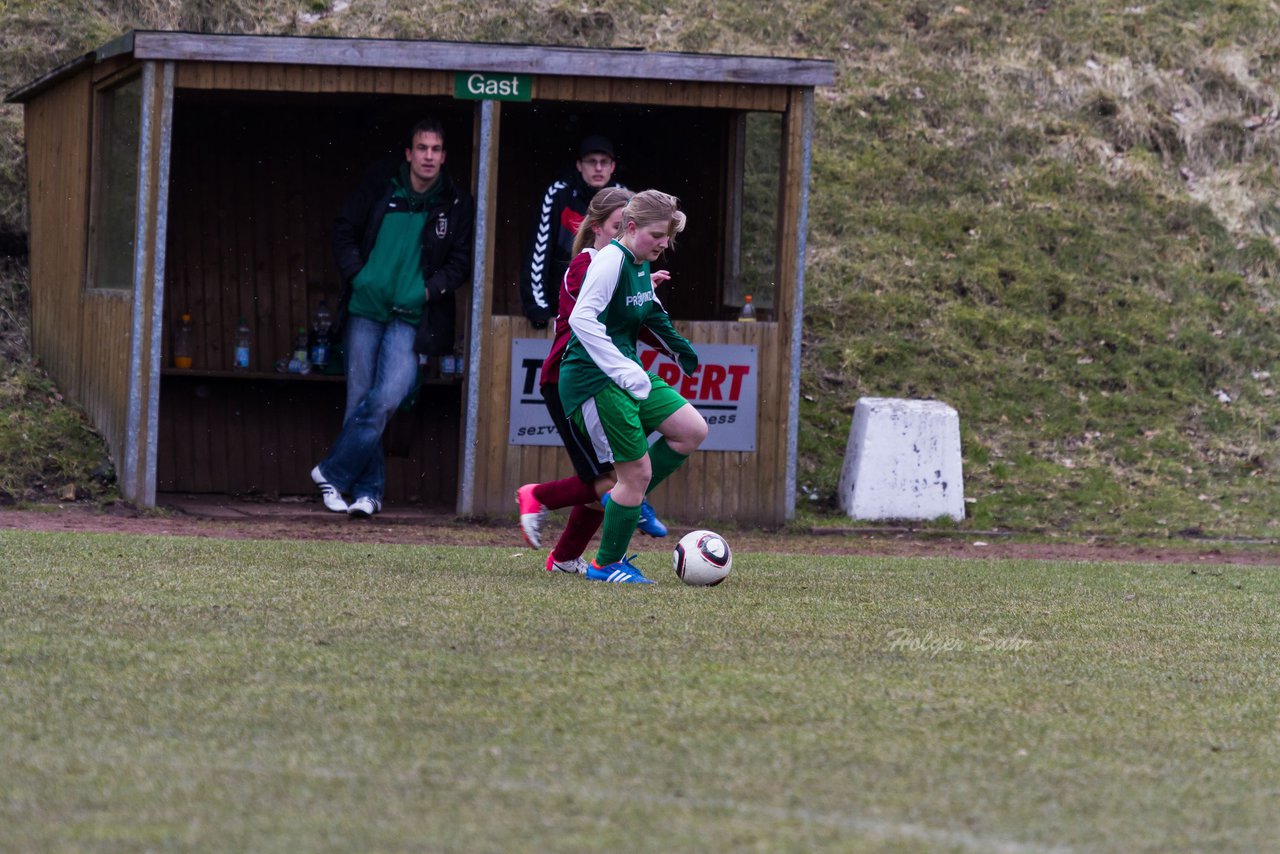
[318,315,418,502]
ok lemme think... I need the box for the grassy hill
[2,0,1278,537]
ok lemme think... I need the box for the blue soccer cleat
[602,492,669,538]
[636,499,669,538]
[585,555,655,584]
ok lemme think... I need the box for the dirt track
[3,496,1278,567]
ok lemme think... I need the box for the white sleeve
[568,246,653,399]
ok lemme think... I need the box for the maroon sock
[552,504,605,561]
[533,475,598,510]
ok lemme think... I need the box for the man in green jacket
[310,117,475,518]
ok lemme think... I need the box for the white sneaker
[545,553,589,575]
[311,465,348,513]
[348,496,381,519]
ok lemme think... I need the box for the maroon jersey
[540,249,594,387]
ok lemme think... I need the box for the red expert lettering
[655,362,681,387]
[699,364,727,400]
[726,364,749,400]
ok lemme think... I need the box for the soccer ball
[672,530,732,586]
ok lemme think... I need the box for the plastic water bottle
[233,317,251,370]
[738,295,756,322]
[290,326,310,373]
[309,300,331,369]
[173,312,194,369]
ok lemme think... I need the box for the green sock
[646,438,690,494]
[595,498,642,566]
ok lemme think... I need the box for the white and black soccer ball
[672,530,732,586]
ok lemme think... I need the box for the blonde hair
[571,187,635,257]
[620,190,687,251]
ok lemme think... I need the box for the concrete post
[838,397,965,522]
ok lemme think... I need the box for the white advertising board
[508,338,758,452]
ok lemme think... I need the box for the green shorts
[571,375,689,464]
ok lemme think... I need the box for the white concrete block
[838,397,965,522]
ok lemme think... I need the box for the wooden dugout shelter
[7,30,833,524]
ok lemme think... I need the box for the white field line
[181,761,1072,853]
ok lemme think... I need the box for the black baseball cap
[579,134,615,159]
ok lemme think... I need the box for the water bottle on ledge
[738,295,756,322]
[309,299,332,369]
[233,317,251,370]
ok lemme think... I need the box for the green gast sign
[454,72,533,101]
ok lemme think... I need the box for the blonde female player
[516,188,677,573]
[558,190,706,583]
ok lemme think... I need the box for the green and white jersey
[559,239,696,415]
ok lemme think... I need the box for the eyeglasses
[581,157,613,168]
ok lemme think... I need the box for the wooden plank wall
[474,316,784,525]
[156,376,461,505]
[671,318,785,525]
[78,292,133,475]
[174,62,453,96]
[172,62,788,112]
[535,77,788,112]
[25,68,92,397]
[470,317,550,517]
[25,65,136,474]
[163,97,351,373]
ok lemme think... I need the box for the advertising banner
[508,338,758,452]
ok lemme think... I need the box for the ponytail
[572,187,636,256]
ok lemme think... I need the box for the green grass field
[2,530,1277,852]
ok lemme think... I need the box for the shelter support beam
[459,99,500,515]
[782,87,815,520]
[122,60,174,506]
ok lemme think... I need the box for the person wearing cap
[519,134,626,328]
